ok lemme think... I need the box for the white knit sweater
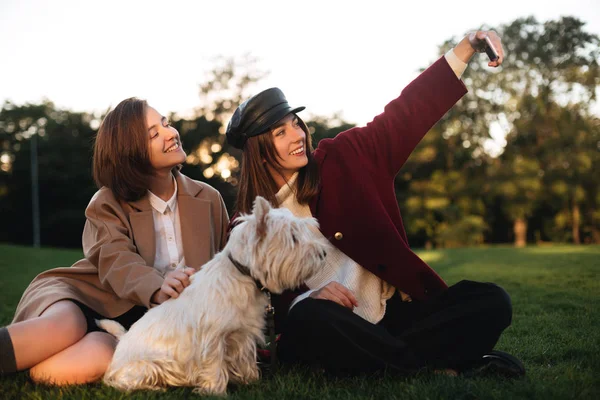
[276,173,396,324]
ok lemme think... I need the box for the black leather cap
[226,88,305,149]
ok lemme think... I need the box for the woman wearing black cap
[225,30,524,377]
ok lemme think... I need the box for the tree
[496,17,600,244]
[488,152,543,247]
[305,113,355,148]
[532,104,600,244]
[171,55,268,214]
[430,16,600,246]
[0,101,97,247]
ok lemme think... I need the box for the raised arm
[324,30,504,177]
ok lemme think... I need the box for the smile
[165,142,180,153]
[289,146,304,156]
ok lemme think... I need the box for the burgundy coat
[234,56,468,328]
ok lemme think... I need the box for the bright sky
[1,0,599,127]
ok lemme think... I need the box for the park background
[1,0,599,250]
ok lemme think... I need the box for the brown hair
[235,116,319,214]
[92,97,154,202]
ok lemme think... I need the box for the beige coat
[12,173,229,323]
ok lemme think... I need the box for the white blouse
[147,179,186,275]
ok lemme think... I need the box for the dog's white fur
[97,196,329,395]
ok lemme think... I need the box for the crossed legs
[7,300,116,384]
[278,280,513,375]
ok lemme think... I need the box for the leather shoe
[463,350,526,378]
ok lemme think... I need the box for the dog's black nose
[320,250,327,260]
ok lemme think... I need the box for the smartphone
[484,36,499,61]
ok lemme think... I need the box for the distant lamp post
[31,130,40,248]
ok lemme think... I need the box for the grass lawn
[0,243,598,399]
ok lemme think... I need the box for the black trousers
[72,300,147,334]
[277,280,512,375]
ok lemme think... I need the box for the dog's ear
[252,196,270,238]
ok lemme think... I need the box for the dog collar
[227,252,266,292]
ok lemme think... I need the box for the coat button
[334,232,343,240]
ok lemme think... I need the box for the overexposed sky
[1,0,599,126]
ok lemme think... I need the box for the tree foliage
[400,15,600,247]
[1,16,598,248]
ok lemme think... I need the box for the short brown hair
[92,97,154,202]
[235,116,319,214]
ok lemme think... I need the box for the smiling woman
[267,114,309,187]
[0,98,229,385]
[224,28,525,378]
[147,110,186,175]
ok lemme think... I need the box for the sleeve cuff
[444,48,468,79]
[140,274,165,308]
[288,289,317,311]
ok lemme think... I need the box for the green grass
[1,243,599,399]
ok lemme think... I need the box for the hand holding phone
[484,36,499,61]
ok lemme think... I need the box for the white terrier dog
[97,196,328,395]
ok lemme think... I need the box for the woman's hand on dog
[310,281,359,310]
[151,267,196,304]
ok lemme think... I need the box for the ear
[252,196,271,238]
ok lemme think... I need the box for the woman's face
[269,113,309,181]
[146,106,186,172]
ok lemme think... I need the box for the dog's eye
[292,234,298,244]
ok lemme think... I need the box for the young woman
[0,98,229,384]
[225,30,525,376]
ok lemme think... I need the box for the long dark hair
[235,116,319,214]
[92,97,154,202]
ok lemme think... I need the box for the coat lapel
[127,196,156,268]
[125,173,211,271]
[176,174,212,270]
[309,147,326,217]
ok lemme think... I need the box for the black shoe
[463,350,526,378]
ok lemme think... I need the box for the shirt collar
[148,178,178,214]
